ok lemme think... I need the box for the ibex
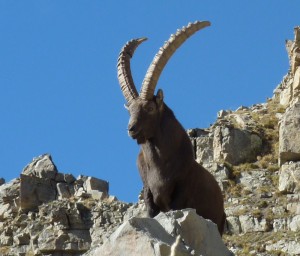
[117,21,226,234]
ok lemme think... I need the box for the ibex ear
[155,89,164,109]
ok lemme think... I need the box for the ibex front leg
[144,186,160,217]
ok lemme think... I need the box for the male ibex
[117,21,226,234]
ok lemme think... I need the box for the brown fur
[127,90,225,235]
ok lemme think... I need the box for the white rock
[289,214,300,231]
[84,209,232,256]
[239,215,268,233]
[226,216,242,234]
[278,162,300,193]
[85,177,109,195]
[279,102,300,165]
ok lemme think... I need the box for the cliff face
[0,27,300,256]
[188,26,300,255]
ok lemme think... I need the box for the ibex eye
[148,107,154,112]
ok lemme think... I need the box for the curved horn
[140,21,211,100]
[117,37,147,104]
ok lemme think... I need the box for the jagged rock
[155,210,232,255]
[230,113,254,129]
[90,190,106,200]
[279,77,293,106]
[289,215,300,231]
[278,162,300,193]
[55,172,76,184]
[74,187,89,198]
[0,203,12,221]
[86,217,180,256]
[213,125,262,165]
[0,178,20,204]
[0,235,13,246]
[64,173,76,184]
[192,124,262,166]
[85,177,109,195]
[38,228,91,254]
[20,174,56,211]
[290,27,300,74]
[279,101,300,165]
[87,200,132,249]
[195,133,214,165]
[236,106,248,111]
[226,216,242,234]
[85,209,232,256]
[292,67,300,98]
[22,154,58,179]
[266,240,300,255]
[239,215,268,233]
[2,26,300,256]
[123,201,147,222]
[237,169,273,191]
[14,233,30,246]
[204,163,230,190]
[273,218,288,232]
[0,178,5,186]
[57,182,72,199]
[287,194,300,214]
[217,110,230,118]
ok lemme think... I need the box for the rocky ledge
[0,154,230,256]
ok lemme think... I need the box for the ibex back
[117,21,226,235]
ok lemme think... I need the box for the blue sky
[0,1,299,202]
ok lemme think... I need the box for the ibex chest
[141,144,178,182]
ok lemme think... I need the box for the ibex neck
[141,104,186,158]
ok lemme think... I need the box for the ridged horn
[117,37,148,105]
[140,21,211,100]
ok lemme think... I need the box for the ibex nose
[128,124,136,132]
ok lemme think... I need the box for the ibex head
[117,21,210,143]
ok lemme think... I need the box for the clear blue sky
[0,1,299,202]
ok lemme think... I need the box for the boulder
[226,216,242,234]
[84,177,109,195]
[266,240,300,255]
[213,125,262,165]
[293,67,300,98]
[239,215,268,233]
[84,209,232,256]
[20,174,56,211]
[278,162,300,193]
[195,134,214,165]
[56,183,71,199]
[289,215,300,232]
[279,79,293,106]
[38,228,91,254]
[55,172,76,184]
[204,163,231,190]
[22,154,58,180]
[279,101,300,165]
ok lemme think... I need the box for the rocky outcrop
[279,162,300,193]
[275,27,300,165]
[0,155,129,256]
[275,26,300,106]
[188,121,263,167]
[19,154,110,211]
[1,26,300,256]
[279,101,300,165]
[0,155,231,256]
[84,209,232,256]
[218,27,300,255]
